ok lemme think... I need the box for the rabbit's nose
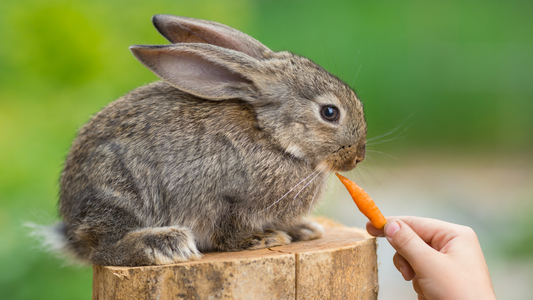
[355,143,366,164]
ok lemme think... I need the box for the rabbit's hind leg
[91,226,201,266]
[278,219,324,242]
[211,226,292,252]
[238,229,292,250]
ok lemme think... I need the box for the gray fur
[52,15,367,266]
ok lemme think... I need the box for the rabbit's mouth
[321,144,365,172]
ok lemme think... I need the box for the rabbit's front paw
[142,226,202,265]
[241,229,292,250]
[285,220,324,242]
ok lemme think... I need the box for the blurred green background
[1,0,532,299]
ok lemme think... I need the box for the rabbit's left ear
[152,14,272,60]
[130,43,261,101]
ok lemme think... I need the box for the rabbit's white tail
[27,222,89,265]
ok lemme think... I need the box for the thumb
[384,220,438,270]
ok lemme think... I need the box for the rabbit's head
[130,15,366,172]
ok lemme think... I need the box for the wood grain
[93,221,378,300]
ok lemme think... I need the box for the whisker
[364,155,404,181]
[307,166,332,216]
[353,164,374,183]
[366,149,399,160]
[367,113,414,143]
[293,166,327,200]
[263,169,319,211]
[366,131,410,146]
[279,166,328,215]
[355,163,394,197]
[323,41,332,72]
[351,64,362,88]
[350,50,361,89]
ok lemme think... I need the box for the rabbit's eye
[321,106,339,122]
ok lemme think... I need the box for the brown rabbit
[47,15,366,266]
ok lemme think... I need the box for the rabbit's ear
[152,14,272,60]
[130,44,260,101]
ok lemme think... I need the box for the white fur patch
[286,144,305,158]
[275,231,293,245]
[26,222,90,265]
[192,227,214,252]
[316,161,332,172]
[305,221,324,240]
[182,230,202,261]
[153,249,175,265]
[151,226,202,265]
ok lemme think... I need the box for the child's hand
[367,217,497,300]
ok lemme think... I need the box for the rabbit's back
[58,81,317,259]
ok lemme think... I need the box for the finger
[412,276,426,299]
[384,220,439,270]
[393,252,416,281]
[387,216,465,251]
[366,221,384,237]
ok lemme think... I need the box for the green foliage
[0,0,532,299]
[251,0,533,152]
[502,205,533,258]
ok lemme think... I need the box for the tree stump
[92,219,379,300]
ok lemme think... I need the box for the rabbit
[48,14,367,267]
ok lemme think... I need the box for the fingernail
[384,220,400,239]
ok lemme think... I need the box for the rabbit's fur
[53,15,367,266]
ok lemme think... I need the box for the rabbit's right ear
[130,44,261,101]
[152,14,272,60]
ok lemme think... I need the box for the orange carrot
[335,173,387,229]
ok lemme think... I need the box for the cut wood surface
[92,218,378,300]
